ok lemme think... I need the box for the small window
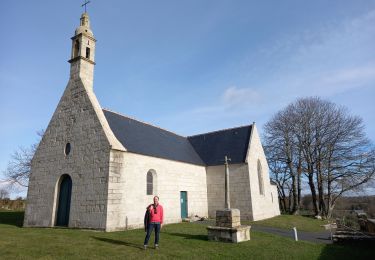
[147,171,153,195]
[146,170,157,195]
[65,143,71,156]
[257,159,264,195]
[86,47,90,59]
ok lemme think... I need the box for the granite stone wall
[24,78,112,230]
[105,151,209,231]
[206,163,253,220]
[206,124,280,221]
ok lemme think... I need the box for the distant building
[24,12,280,231]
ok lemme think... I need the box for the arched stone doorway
[56,174,72,227]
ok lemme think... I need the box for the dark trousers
[144,222,161,245]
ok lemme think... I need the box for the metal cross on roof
[82,0,91,13]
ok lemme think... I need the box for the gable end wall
[24,78,112,229]
[246,125,280,220]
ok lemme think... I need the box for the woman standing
[143,196,164,250]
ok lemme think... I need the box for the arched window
[146,170,157,195]
[257,160,264,195]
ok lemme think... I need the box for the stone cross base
[207,225,251,243]
[207,208,251,243]
[216,208,241,227]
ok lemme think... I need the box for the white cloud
[189,9,375,114]
[312,65,375,96]
[322,65,375,86]
[222,86,260,108]
[248,8,375,106]
[186,85,261,117]
[158,9,375,137]
[155,85,265,135]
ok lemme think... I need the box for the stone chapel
[24,12,280,231]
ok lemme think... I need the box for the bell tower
[68,12,96,89]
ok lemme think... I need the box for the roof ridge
[102,108,187,138]
[187,124,252,138]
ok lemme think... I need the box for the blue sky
[1,1,375,196]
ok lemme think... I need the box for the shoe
[155,244,159,250]
[143,245,147,250]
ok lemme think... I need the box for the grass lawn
[245,214,330,232]
[0,211,373,259]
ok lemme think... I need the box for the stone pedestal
[207,208,251,243]
[215,208,241,227]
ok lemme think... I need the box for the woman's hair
[153,196,159,213]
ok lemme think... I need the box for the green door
[56,175,72,226]
[180,191,188,218]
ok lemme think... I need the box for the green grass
[0,211,372,259]
[245,214,329,232]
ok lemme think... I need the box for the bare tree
[0,188,9,199]
[264,105,303,214]
[264,97,375,218]
[322,111,375,218]
[265,145,292,212]
[2,130,44,188]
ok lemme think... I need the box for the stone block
[216,208,241,228]
[207,225,251,243]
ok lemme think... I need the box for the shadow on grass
[279,213,321,220]
[91,236,144,250]
[164,232,208,241]
[318,241,374,259]
[0,211,24,227]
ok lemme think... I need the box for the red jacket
[148,204,164,224]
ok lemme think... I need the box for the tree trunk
[316,169,325,216]
[288,188,293,213]
[308,171,319,216]
[296,152,302,214]
[291,170,298,214]
[297,161,302,214]
[277,185,287,213]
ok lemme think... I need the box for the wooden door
[180,191,188,218]
[56,175,72,226]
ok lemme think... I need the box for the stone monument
[207,156,251,243]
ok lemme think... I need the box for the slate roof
[187,126,252,166]
[103,109,252,166]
